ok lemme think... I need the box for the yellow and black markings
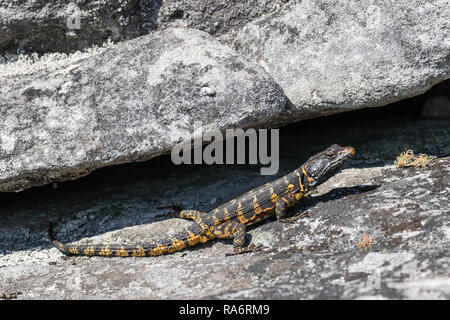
[49,144,355,258]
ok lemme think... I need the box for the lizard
[49,144,355,257]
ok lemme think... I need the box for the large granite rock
[2,1,450,195]
[0,101,448,299]
[0,0,161,55]
[0,0,290,57]
[0,27,291,193]
[232,0,450,118]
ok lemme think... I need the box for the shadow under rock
[288,184,381,218]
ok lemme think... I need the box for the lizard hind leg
[231,223,263,255]
[213,221,263,256]
[176,209,209,224]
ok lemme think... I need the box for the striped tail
[48,223,211,257]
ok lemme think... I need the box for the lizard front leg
[277,191,311,223]
[157,204,208,224]
[275,197,290,220]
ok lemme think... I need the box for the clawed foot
[279,212,309,223]
[225,243,267,256]
[279,217,298,223]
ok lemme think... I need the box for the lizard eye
[326,151,334,158]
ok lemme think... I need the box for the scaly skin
[49,144,355,257]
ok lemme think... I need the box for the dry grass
[394,149,436,168]
[357,232,373,251]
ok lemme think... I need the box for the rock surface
[232,0,450,118]
[0,0,161,55]
[0,1,449,300]
[0,27,291,193]
[0,100,448,299]
[2,1,450,194]
[158,0,290,44]
[0,0,291,57]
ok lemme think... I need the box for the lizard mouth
[346,146,356,157]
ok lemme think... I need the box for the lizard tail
[48,223,211,257]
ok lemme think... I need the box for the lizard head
[301,144,355,190]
